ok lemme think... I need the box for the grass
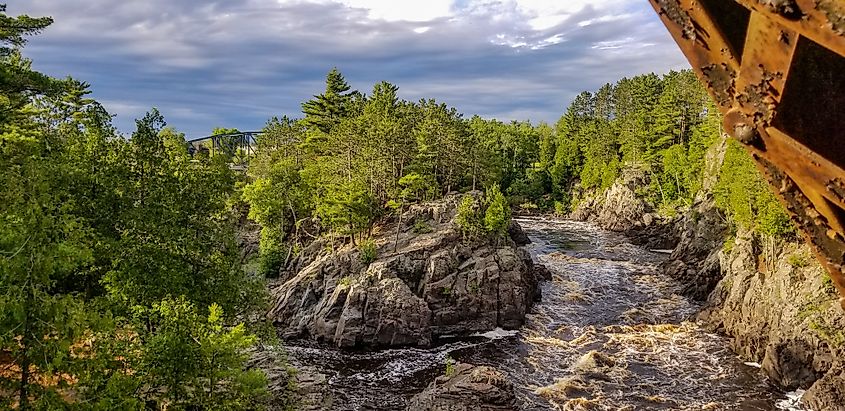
[359,240,377,264]
[444,356,456,377]
[787,253,809,269]
[338,276,352,289]
[722,236,736,254]
[810,319,845,348]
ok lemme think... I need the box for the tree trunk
[394,205,403,253]
[19,274,33,411]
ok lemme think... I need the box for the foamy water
[285,218,804,410]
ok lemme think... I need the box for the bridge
[186,131,263,169]
[650,0,845,307]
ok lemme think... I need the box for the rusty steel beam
[649,0,845,309]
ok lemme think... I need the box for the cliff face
[570,137,844,410]
[266,195,546,348]
[699,232,845,410]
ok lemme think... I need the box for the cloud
[15,0,688,137]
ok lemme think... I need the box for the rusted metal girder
[648,0,845,309]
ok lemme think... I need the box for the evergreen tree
[302,68,358,138]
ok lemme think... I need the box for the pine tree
[302,68,357,138]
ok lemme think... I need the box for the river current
[287,217,805,410]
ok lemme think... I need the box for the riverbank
[279,218,803,409]
[567,164,845,410]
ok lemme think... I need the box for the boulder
[803,365,845,411]
[267,194,547,348]
[407,363,517,411]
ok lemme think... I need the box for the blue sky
[15,0,689,138]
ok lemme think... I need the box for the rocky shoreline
[266,195,548,349]
[567,166,845,411]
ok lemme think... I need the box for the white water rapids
[286,218,806,410]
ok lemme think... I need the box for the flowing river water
[286,217,805,410]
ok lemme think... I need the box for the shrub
[359,239,378,264]
[554,201,568,216]
[413,219,434,234]
[787,254,809,269]
[338,276,352,288]
[258,227,288,278]
[456,195,484,239]
[484,184,511,238]
[259,246,287,278]
[84,297,272,409]
[444,356,456,377]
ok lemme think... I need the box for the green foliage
[302,67,358,136]
[822,273,836,294]
[83,297,271,409]
[413,219,434,234]
[714,139,793,237]
[399,172,438,202]
[484,184,511,238]
[787,253,810,269]
[338,276,352,288]
[456,195,484,239]
[359,239,378,264]
[554,201,568,216]
[258,238,288,278]
[444,356,457,377]
[722,236,736,254]
[0,7,279,406]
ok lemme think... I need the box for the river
[286,217,805,410]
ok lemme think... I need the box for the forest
[0,6,792,410]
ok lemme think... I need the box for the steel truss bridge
[186,131,263,169]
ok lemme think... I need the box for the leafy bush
[788,254,809,269]
[338,276,352,288]
[456,195,484,239]
[359,239,378,264]
[444,356,457,377]
[413,219,434,234]
[84,297,271,409]
[484,184,511,238]
[554,201,568,216]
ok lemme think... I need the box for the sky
[15,0,689,138]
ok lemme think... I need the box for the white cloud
[14,0,687,136]
[291,0,453,21]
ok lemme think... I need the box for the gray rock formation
[569,167,680,250]
[570,167,653,233]
[698,232,845,410]
[266,195,545,348]
[662,196,727,300]
[407,363,517,410]
[247,345,331,410]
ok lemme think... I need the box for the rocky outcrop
[407,363,517,410]
[266,195,545,348]
[698,232,845,410]
[570,167,653,233]
[247,345,331,410]
[662,197,727,300]
[569,168,679,250]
